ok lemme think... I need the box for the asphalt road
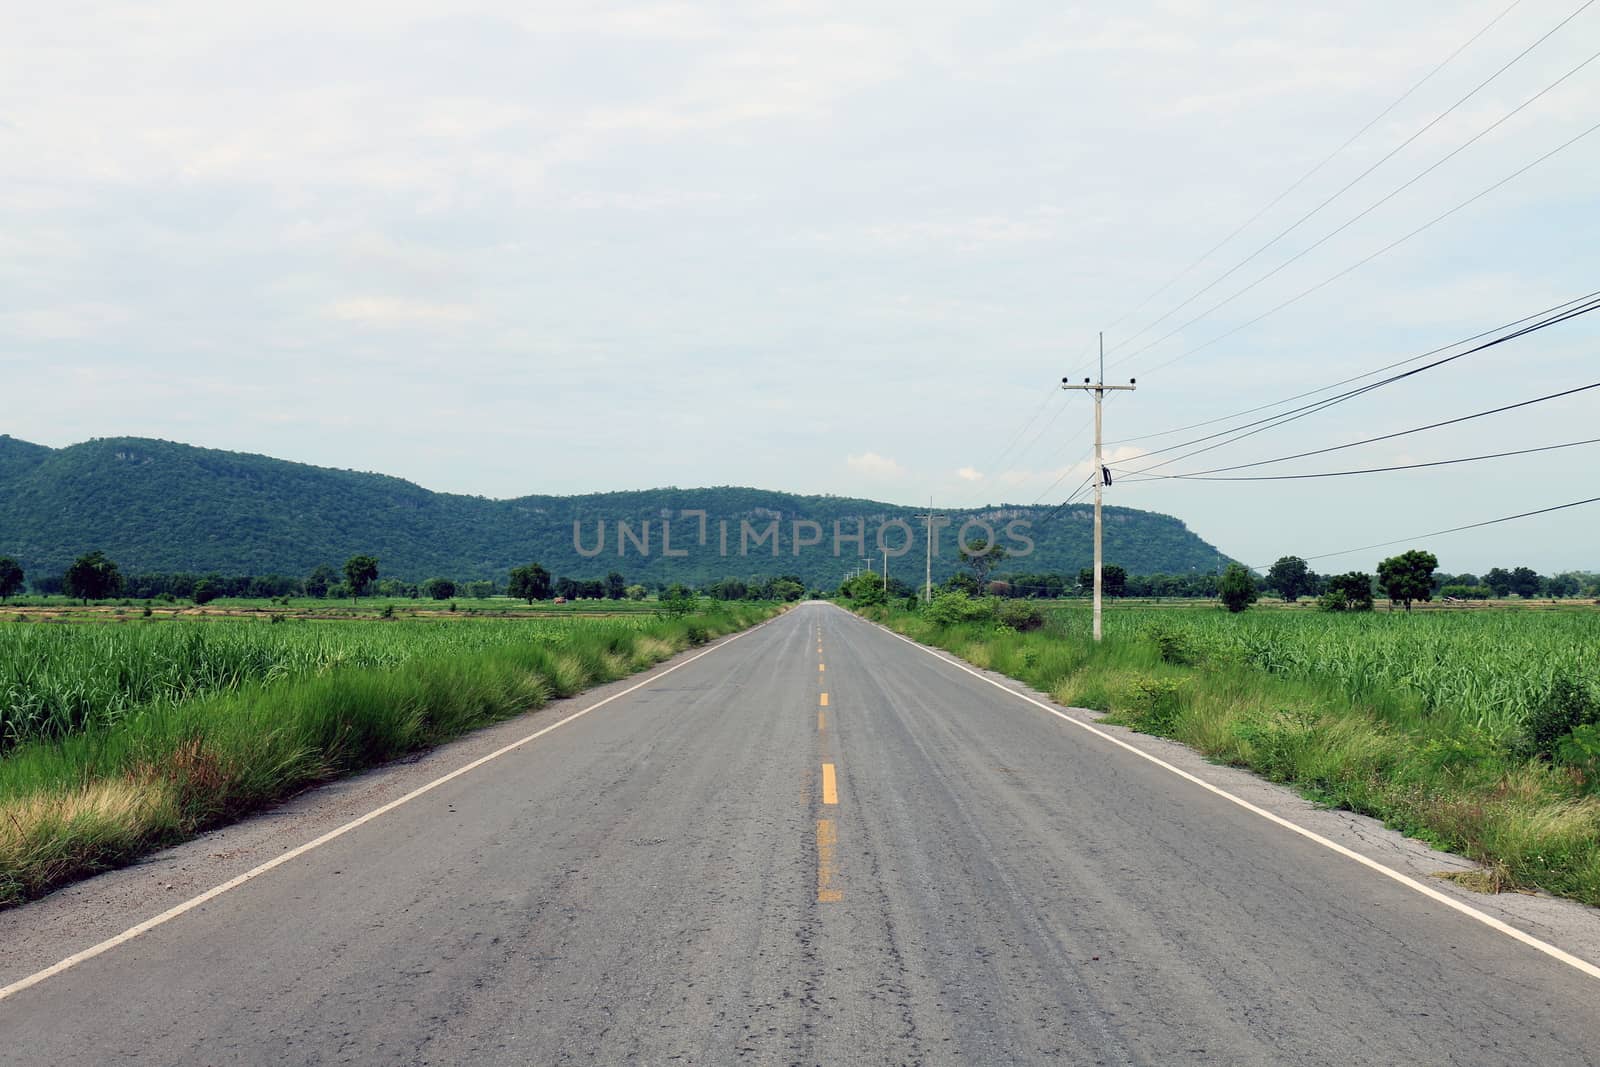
[4,601,1600,1065]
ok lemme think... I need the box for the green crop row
[0,604,778,905]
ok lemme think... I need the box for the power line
[1132,116,1600,378]
[1098,0,1527,341]
[1113,39,1600,373]
[1114,435,1600,482]
[1115,293,1600,476]
[1254,496,1600,568]
[1108,0,1596,364]
[1105,288,1600,446]
[973,385,1061,483]
[1121,380,1600,481]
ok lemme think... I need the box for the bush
[1555,724,1600,783]
[1145,622,1198,665]
[923,592,999,626]
[1517,676,1599,759]
[1120,674,1184,734]
[996,600,1045,632]
[1219,564,1257,613]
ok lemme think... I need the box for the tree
[1377,549,1438,611]
[943,573,981,596]
[0,557,23,602]
[959,538,1007,591]
[424,577,456,600]
[1076,565,1127,598]
[1219,563,1258,613]
[305,564,338,599]
[604,571,626,600]
[839,571,887,606]
[192,579,220,605]
[766,578,805,602]
[1509,566,1543,599]
[63,550,123,604]
[343,555,379,601]
[1547,573,1581,598]
[1322,572,1375,612]
[660,583,697,615]
[1266,556,1313,603]
[508,563,552,603]
[624,584,648,601]
[1483,567,1513,598]
[1105,564,1126,597]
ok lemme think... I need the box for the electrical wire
[1132,116,1600,378]
[1114,293,1600,476]
[1112,435,1600,481]
[1107,0,1596,363]
[1105,288,1600,446]
[1250,496,1600,567]
[970,385,1062,488]
[1098,0,1527,342]
[1120,380,1600,481]
[1112,41,1600,373]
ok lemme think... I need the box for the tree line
[0,550,812,606]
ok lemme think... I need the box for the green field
[865,596,1600,904]
[0,613,666,753]
[0,602,778,905]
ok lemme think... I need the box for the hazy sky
[4,1,1597,572]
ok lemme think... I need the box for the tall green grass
[864,601,1600,905]
[0,616,658,751]
[0,605,776,906]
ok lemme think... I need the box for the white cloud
[846,452,908,479]
[3,0,1597,570]
[326,298,476,325]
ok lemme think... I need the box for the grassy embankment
[0,603,776,906]
[859,598,1600,904]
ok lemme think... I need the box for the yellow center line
[817,819,841,902]
[819,663,825,673]
[821,762,838,805]
[819,692,829,707]
[818,709,826,731]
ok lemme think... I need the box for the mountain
[0,435,1235,587]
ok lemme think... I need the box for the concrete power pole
[924,497,936,604]
[1062,333,1136,642]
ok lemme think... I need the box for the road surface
[3,602,1599,1065]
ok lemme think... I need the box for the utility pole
[882,550,888,593]
[1062,333,1136,642]
[924,497,935,603]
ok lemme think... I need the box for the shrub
[1555,724,1600,784]
[996,600,1045,632]
[1517,676,1599,759]
[923,592,998,626]
[1145,622,1198,665]
[1219,564,1258,613]
[1120,674,1184,734]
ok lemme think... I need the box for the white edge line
[0,614,780,1003]
[835,604,1600,984]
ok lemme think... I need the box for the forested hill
[0,435,1234,587]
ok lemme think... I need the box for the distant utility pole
[882,550,888,593]
[924,497,937,603]
[1062,332,1136,643]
